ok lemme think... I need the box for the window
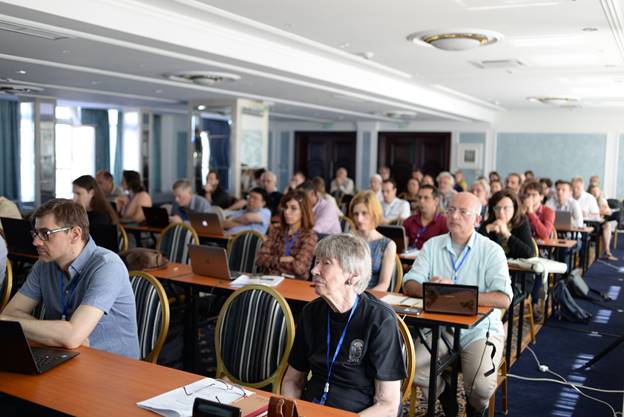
[122,111,140,172]
[55,124,95,198]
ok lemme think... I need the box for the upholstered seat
[226,230,265,274]
[156,223,199,264]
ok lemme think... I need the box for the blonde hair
[349,190,383,228]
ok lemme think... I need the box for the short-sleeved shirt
[381,198,411,222]
[19,238,140,358]
[403,213,449,249]
[171,194,212,221]
[403,231,513,348]
[312,198,341,235]
[0,235,6,289]
[227,207,272,235]
[288,292,406,413]
[573,191,600,220]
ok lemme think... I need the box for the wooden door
[294,132,356,188]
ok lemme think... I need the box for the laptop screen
[423,282,479,316]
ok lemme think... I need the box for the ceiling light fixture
[0,83,44,95]
[582,27,598,32]
[383,110,418,119]
[526,96,580,106]
[165,71,241,86]
[16,70,27,75]
[197,105,206,110]
[407,29,502,51]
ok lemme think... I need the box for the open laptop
[188,244,241,280]
[377,225,408,254]
[423,282,479,316]
[0,321,79,374]
[1,217,38,256]
[141,206,170,228]
[554,210,573,229]
[188,212,225,237]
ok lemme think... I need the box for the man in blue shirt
[0,199,140,359]
[403,192,512,417]
[223,187,271,235]
[169,178,212,223]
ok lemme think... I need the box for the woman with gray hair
[281,234,405,416]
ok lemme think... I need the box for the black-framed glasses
[182,380,248,402]
[30,226,72,241]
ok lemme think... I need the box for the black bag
[553,280,592,323]
[567,273,612,302]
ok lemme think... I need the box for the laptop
[376,225,408,254]
[0,392,73,417]
[423,282,479,316]
[188,212,225,237]
[193,398,241,417]
[1,217,38,256]
[141,206,170,228]
[0,321,79,374]
[188,244,241,280]
[554,210,572,229]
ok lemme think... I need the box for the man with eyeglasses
[403,192,512,417]
[403,185,448,249]
[0,199,140,358]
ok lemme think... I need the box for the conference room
[0,1,623,416]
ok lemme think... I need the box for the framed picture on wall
[457,143,482,169]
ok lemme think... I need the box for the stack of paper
[230,275,285,288]
[381,294,423,308]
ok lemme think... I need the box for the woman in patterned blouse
[256,190,318,279]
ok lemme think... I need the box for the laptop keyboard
[31,348,72,371]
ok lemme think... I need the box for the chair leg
[488,394,495,417]
[523,298,536,344]
[408,385,418,417]
[501,360,509,415]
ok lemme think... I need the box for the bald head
[453,192,481,213]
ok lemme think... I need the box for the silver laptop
[188,244,241,280]
[187,212,225,237]
[554,210,572,229]
[423,282,479,316]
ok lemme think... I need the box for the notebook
[188,244,241,280]
[422,282,479,316]
[376,225,408,254]
[188,212,225,237]
[1,217,37,256]
[0,321,79,374]
[142,206,170,228]
[554,210,572,229]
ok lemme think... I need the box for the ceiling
[0,0,623,123]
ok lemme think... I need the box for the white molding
[604,131,619,197]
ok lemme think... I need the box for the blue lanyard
[448,246,471,282]
[319,296,359,405]
[284,230,299,257]
[59,270,80,320]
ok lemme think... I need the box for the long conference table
[0,345,356,417]
[150,263,492,417]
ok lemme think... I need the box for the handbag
[119,248,168,270]
[267,396,299,417]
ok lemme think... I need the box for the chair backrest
[339,215,355,233]
[531,238,539,258]
[388,255,404,293]
[226,230,265,273]
[215,285,295,392]
[118,224,129,252]
[396,315,416,400]
[129,271,170,363]
[1,258,12,310]
[548,226,558,240]
[212,205,225,223]
[156,223,199,264]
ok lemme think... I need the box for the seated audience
[505,172,522,195]
[436,171,457,211]
[589,175,601,188]
[0,235,6,288]
[524,170,535,181]
[421,174,435,186]
[72,175,119,225]
[204,171,232,209]
[403,185,448,249]
[0,194,22,232]
[453,170,468,192]
[470,180,490,219]
[479,190,535,259]
[539,177,554,204]
[380,179,410,224]
[488,171,501,183]
[399,178,420,214]
[312,177,339,210]
[571,177,600,219]
[223,187,271,235]
[588,184,618,261]
[490,179,503,194]
[349,191,397,291]
[369,174,383,201]
[282,234,405,415]
[379,165,391,180]
[259,170,284,216]
[169,179,212,224]
[95,170,124,202]
[284,171,306,194]
[116,170,152,223]
[403,192,512,417]
[299,181,341,235]
[255,190,318,279]
[521,180,554,240]
[330,167,355,196]
[0,199,139,358]
[546,180,584,228]
[411,169,424,182]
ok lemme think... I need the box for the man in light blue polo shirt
[223,187,271,235]
[0,199,140,359]
[403,192,512,417]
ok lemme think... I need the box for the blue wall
[618,135,624,199]
[458,132,486,185]
[496,133,606,182]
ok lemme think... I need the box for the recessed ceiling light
[582,27,598,32]
[155,89,163,94]
[407,29,502,51]
[165,71,241,86]
[197,105,206,110]
[16,70,26,75]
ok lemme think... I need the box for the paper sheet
[381,294,423,308]
[230,275,285,288]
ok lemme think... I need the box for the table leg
[426,326,440,417]
[506,305,514,367]
[182,286,200,372]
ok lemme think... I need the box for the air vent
[0,19,74,40]
[0,84,44,95]
[164,71,241,86]
[470,59,527,69]
[384,110,418,119]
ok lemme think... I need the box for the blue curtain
[113,111,124,183]
[152,114,162,192]
[81,108,110,172]
[202,118,231,191]
[0,100,20,199]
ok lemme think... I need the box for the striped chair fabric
[130,271,169,362]
[218,288,290,385]
[227,231,264,273]
[157,223,198,264]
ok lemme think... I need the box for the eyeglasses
[447,207,478,217]
[30,227,72,241]
[493,205,514,212]
[182,379,247,402]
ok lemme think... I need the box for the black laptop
[141,206,170,228]
[89,223,119,252]
[0,392,73,417]
[0,321,79,374]
[423,282,479,316]
[193,398,241,417]
[377,225,408,254]
[1,217,37,256]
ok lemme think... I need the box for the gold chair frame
[396,315,416,401]
[1,258,12,310]
[117,223,129,252]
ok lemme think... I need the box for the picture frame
[457,143,482,169]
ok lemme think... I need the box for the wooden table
[0,346,355,417]
[124,224,230,241]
